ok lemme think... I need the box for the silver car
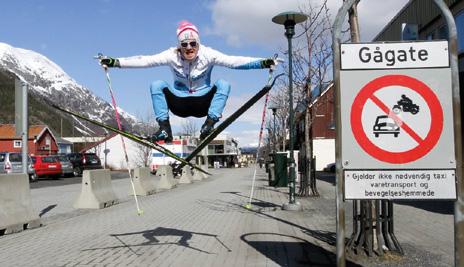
[55,155,74,177]
[0,152,38,182]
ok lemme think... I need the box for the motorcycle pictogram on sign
[372,94,420,138]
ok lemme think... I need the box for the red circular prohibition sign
[351,74,443,164]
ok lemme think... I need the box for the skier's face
[180,39,199,61]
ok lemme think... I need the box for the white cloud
[208,0,409,46]
[235,129,262,147]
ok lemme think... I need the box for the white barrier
[74,169,118,209]
[130,167,157,196]
[178,166,193,184]
[0,174,41,234]
[202,163,210,179]
[156,165,176,190]
[192,168,204,181]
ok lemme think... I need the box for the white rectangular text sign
[341,41,449,70]
[345,170,456,200]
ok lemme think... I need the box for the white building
[206,134,240,168]
[83,133,151,170]
[149,136,199,172]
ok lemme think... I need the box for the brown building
[0,124,59,155]
[295,83,336,171]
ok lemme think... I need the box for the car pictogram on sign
[373,115,400,137]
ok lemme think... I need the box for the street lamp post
[272,11,307,211]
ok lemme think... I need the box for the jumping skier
[99,20,278,143]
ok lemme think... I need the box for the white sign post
[340,41,456,200]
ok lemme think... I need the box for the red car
[31,155,62,178]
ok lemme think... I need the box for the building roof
[0,124,53,140]
[55,137,73,145]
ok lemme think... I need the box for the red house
[0,124,59,155]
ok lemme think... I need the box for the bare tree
[179,118,199,137]
[133,109,157,167]
[268,86,289,152]
[274,1,332,197]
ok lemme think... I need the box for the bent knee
[214,79,231,95]
[150,80,169,95]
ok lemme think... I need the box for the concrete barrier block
[0,174,41,235]
[201,164,210,179]
[130,167,157,196]
[192,168,203,181]
[74,169,118,209]
[156,165,176,190]
[179,166,193,184]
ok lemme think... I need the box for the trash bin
[271,152,288,187]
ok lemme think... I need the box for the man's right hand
[99,57,120,68]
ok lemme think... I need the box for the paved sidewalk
[0,167,454,266]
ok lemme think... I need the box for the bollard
[179,166,194,183]
[74,169,118,209]
[155,165,177,190]
[130,167,157,196]
[0,174,41,235]
[192,168,204,181]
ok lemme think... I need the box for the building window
[13,140,22,148]
[438,25,449,40]
[455,11,464,53]
[426,32,434,40]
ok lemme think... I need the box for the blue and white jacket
[118,45,265,93]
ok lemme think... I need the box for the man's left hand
[261,58,276,68]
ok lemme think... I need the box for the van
[0,152,38,182]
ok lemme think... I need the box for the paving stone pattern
[0,167,454,266]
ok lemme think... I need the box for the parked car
[55,155,74,177]
[323,162,335,173]
[0,152,38,182]
[66,152,102,176]
[31,155,62,179]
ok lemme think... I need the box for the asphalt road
[29,170,129,189]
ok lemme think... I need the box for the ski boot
[200,116,219,140]
[151,120,173,143]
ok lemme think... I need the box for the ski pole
[245,54,278,209]
[96,53,143,216]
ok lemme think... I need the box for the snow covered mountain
[0,42,142,136]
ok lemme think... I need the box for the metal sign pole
[15,77,28,174]
[333,0,357,266]
[431,1,463,266]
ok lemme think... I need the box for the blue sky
[0,0,408,146]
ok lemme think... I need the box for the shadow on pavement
[241,232,362,267]
[39,204,57,217]
[317,171,336,185]
[394,200,454,215]
[217,193,341,247]
[82,227,230,255]
[220,191,281,209]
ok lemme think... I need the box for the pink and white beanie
[176,20,200,45]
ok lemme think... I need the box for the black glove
[99,57,120,68]
[260,58,276,68]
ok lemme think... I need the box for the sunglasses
[180,41,197,48]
